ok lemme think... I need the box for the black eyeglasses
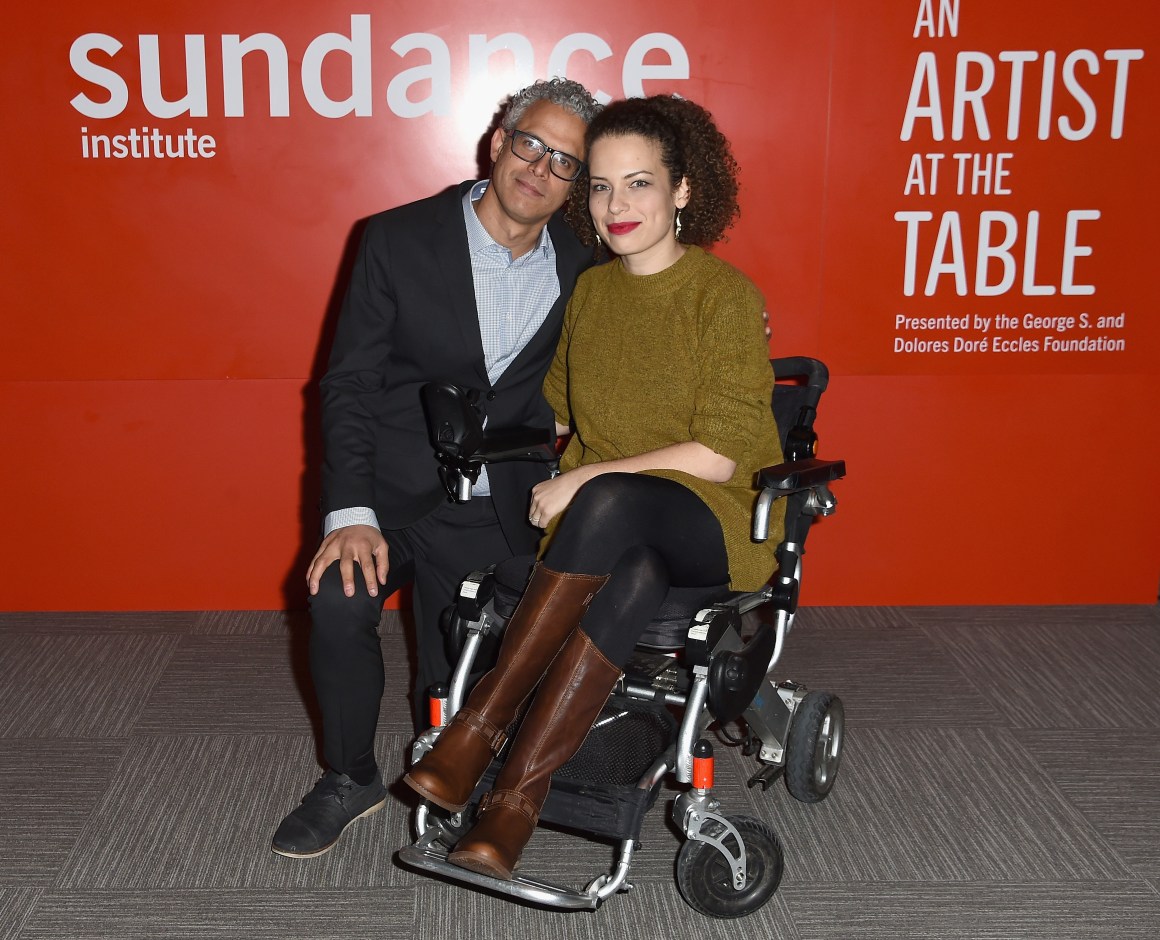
[505,130,585,182]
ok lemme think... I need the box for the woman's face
[587,133,690,275]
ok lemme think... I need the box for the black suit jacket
[319,181,591,556]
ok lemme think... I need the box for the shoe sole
[270,796,387,859]
[402,773,469,814]
[448,848,514,881]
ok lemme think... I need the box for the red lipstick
[606,221,640,236]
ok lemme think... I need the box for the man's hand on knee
[307,524,389,598]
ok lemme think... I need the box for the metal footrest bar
[398,830,603,911]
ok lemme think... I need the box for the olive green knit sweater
[542,245,784,590]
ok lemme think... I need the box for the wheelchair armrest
[478,426,557,465]
[758,457,846,493]
[752,457,846,542]
[422,384,557,506]
[422,382,555,466]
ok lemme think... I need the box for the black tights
[543,473,729,666]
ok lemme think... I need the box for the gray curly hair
[501,77,603,131]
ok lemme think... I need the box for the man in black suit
[272,78,603,858]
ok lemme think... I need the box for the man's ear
[489,126,506,164]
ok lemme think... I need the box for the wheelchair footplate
[399,695,676,910]
[399,821,610,910]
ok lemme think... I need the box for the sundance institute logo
[71,15,691,160]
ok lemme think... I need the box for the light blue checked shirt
[324,180,560,532]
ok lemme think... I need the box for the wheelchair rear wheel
[786,690,845,803]
[676,815,784,918]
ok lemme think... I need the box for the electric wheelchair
[397,357,846,918]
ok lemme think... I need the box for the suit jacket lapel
[433,182,490,387]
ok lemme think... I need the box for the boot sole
[270,796,387,859]
[403,773,469,814]
[448,848,514,881]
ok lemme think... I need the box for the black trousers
[308,497,514,782]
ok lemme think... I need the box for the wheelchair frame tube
[753,489,777,542]
[447,630,484,717]
[676,667,712,784]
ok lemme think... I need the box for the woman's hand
[528,466,596,529]
[528,441,735,529]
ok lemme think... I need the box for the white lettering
[913,0,960,39]
[975,211,1018,296]
[547,33,613,101]
[222,33,291,118]
[302,14,372,118]
[1061,209,1100,295]
[387,32,452,118]
[1021,211,1055,296]
[69,22,694,121]
[895,210,933,296]
[469,32,535,90]
[1058,49,1098,140]
[897,209,1091,298]
[952,52,994,140]
[997,51,1037,139]
[622,33,689,98]
[70,34,129,119]
[904,153,926,195]
[1037,51,1056,140]
[901,48,1140,142]
[139,34,208,118]
[1105,49,1144,138]
[901,52,944,141]
[926,210,967,296]
[78,125,218,159]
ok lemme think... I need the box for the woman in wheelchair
[405,95,783,881]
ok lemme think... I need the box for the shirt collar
[462,180,554,261]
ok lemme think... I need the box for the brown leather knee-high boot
[404,564,607,813]
[448,628,621,879]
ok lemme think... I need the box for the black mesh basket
[469,695,677,843]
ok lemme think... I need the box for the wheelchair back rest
[420,382,485,459]
[771,357,829,462]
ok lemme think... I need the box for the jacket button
[486,391,497,401]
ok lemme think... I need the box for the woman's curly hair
[564,94,740,250]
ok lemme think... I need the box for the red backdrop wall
[2,0,1157,610]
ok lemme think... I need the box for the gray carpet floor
[1,604,1157,939]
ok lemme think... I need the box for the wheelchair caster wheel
[786,690,845,803]
[676,815,783,918]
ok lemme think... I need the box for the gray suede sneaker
[271,770,387,858]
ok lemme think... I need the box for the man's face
[487,100,588,231]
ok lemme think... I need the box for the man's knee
[309,564,384,647]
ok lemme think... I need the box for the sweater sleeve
[542,278,585,428]
[689,274,776,469]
